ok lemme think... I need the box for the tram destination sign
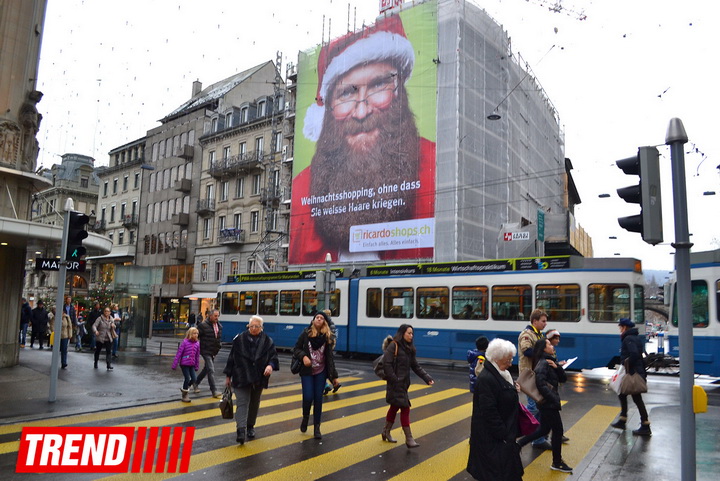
[35,257,86,272]
[368,256,571,277]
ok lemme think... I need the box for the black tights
[94,340,112,367]
[518,408,564,465]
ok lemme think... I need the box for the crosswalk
[1,378,619,480]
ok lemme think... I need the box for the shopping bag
[517,369,543,403]
[518,402,540,436]
[609,364,626,394]
[219,386,234,419]
[620,371,648,395]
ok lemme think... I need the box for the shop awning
[183,292,217,299]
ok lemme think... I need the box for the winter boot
[94,360,98,369]
[611,416,627,430]
[632,422,652,436]
[180,388,191,403]
[191,383,200,393]
[236,428,246,445]
[246,426,256,439]
[300,415,309,433]
[381,421,397,443]
[402,426,419,448]
[314,424,322,440]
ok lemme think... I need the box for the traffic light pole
[666,118,695,481]
[49,207,71,402]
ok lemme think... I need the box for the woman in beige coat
[92,306,116,371]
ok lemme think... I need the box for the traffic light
[314,270,326,293]
[616,146,663,245]
[66,211,89,261]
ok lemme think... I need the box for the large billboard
[289,1,438,265]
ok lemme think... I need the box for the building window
[215,261,223,282]
[273,132,283,153]
[241,107,248,123]
[208,150,215,169]
[113,178,118,194]
[108,232,114,243]
[201,262,208,282]
[257,100,266,117]
[211,117,218,133]
[123,175,129,191]
[220,181,229,202]
[233,213,241,229]
[223,146,231,160]
[230,260,239,275]
[120,202,126,219]
[134,172,140,189]
[235,177,244,198]
[255,136,264,159]
[129,231,135,244]
[203,218,212,239]
[250,211,259,233]
[132,200,138,216]
[118,231,124,245]
[252,174,261,195]
[239,141,246,155]
[205,183,215,202]
[225,112,233,128]
[247,257,255,273]
[110,205,116,223]
[103,181,109,196]
[81,177,89,188]
[218,215,226,231]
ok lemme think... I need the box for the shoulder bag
[290,356,302,375]
[219,386,234,419]
[517,368,544,403]
[518,402,540,436]
[620,360,647,395]
[372,341,398,380]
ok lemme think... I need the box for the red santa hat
[303,14,415,142]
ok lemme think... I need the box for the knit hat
[303,14,415,142]
[618,318,635,328]
[546,329,560,340]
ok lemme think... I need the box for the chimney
[192,80,202,97]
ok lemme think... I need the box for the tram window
[588,284,630,322]
[384,287,414,319]
[491,285,532,320]
[717,280,720,325]
[279,290,301,316]
[452,286,488,320]
[367,288,382,318]
[259,290,278,316]
[237,291,257,315]
[316,290,341,317]
[671,280,709,328]
[302,290,318,316]
[634,285,645,325]
[536,284,580,322]
[221,291,239,315]
[417,287,449,319]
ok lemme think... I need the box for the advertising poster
[289,0,438,264]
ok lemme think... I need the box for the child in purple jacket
[172,327,200,402]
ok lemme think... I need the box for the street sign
[537,210,545,242]
[35,258,86,272]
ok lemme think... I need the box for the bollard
[657,332,665,354]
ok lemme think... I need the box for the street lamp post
[324,253,332,311]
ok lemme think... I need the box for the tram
[217,255,646,370]
[666,248,720,376]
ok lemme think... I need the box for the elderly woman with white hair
[466,338,523,481]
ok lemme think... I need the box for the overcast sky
[35,0,720,273]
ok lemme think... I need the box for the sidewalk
[0,336,299,425]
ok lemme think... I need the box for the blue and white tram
[666,248,720,376]
[218,256,646,370]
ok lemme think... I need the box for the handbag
[372,341,398,380]
[620,371,648,395]
[219,386,234,419]
[609,364,626,394]
[518,402,540,436]
[517,369,544,403]
[290,356,302,374]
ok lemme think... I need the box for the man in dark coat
[611,318,651,435]
[86,301,102,350]
[19,298,32,347]
[223,315,279,444]
[467,338,523,481]
[30,300,49,349]
[195,309,223,398]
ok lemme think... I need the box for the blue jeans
[527,398,548,445]
[196,354,217,393]
[60,338,69,367]
[301,371,327,425]
[180,365,197,390]
[19,323,29,345]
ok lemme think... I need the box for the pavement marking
[97,388,466,481]
[246,399,472,481]
[388,438,469,481]
[522,405,618,480]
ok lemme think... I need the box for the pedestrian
[194,309,223,398]
[517,308,551,450]
[30,300,49,349]
[86,301,102,351]
[172,327,200,403]
[75,312,86,351]
[322,308,341,395]
[188,312,196,328]
[59,311,72,369]
[110,303,121,358]
[223,315,279,444]
[380,324,434,448]
[19,297,32,348]
[292,311,340,440]
[611,318,651,436]
[92,306,116,371]
[467,335,489,392]
[517,339,573,473]
[467,338,523,481]
[545,329,569,443]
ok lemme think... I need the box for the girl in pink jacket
[172,327,200,402]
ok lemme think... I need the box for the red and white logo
[16,426,194,473]
[503,232,512,241]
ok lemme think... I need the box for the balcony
[260,187,282,206]
[178,144,194,159]
[172,213,189,226]
[208,151,263,179]
[218,228,245,245]
[174,178,191,192]
[91,220,107,232]
[196,198,215,217]
[122,214,139,228]
[171,247,187,260]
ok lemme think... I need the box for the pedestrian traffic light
[66,211,89,261]
[616,146,663,245]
